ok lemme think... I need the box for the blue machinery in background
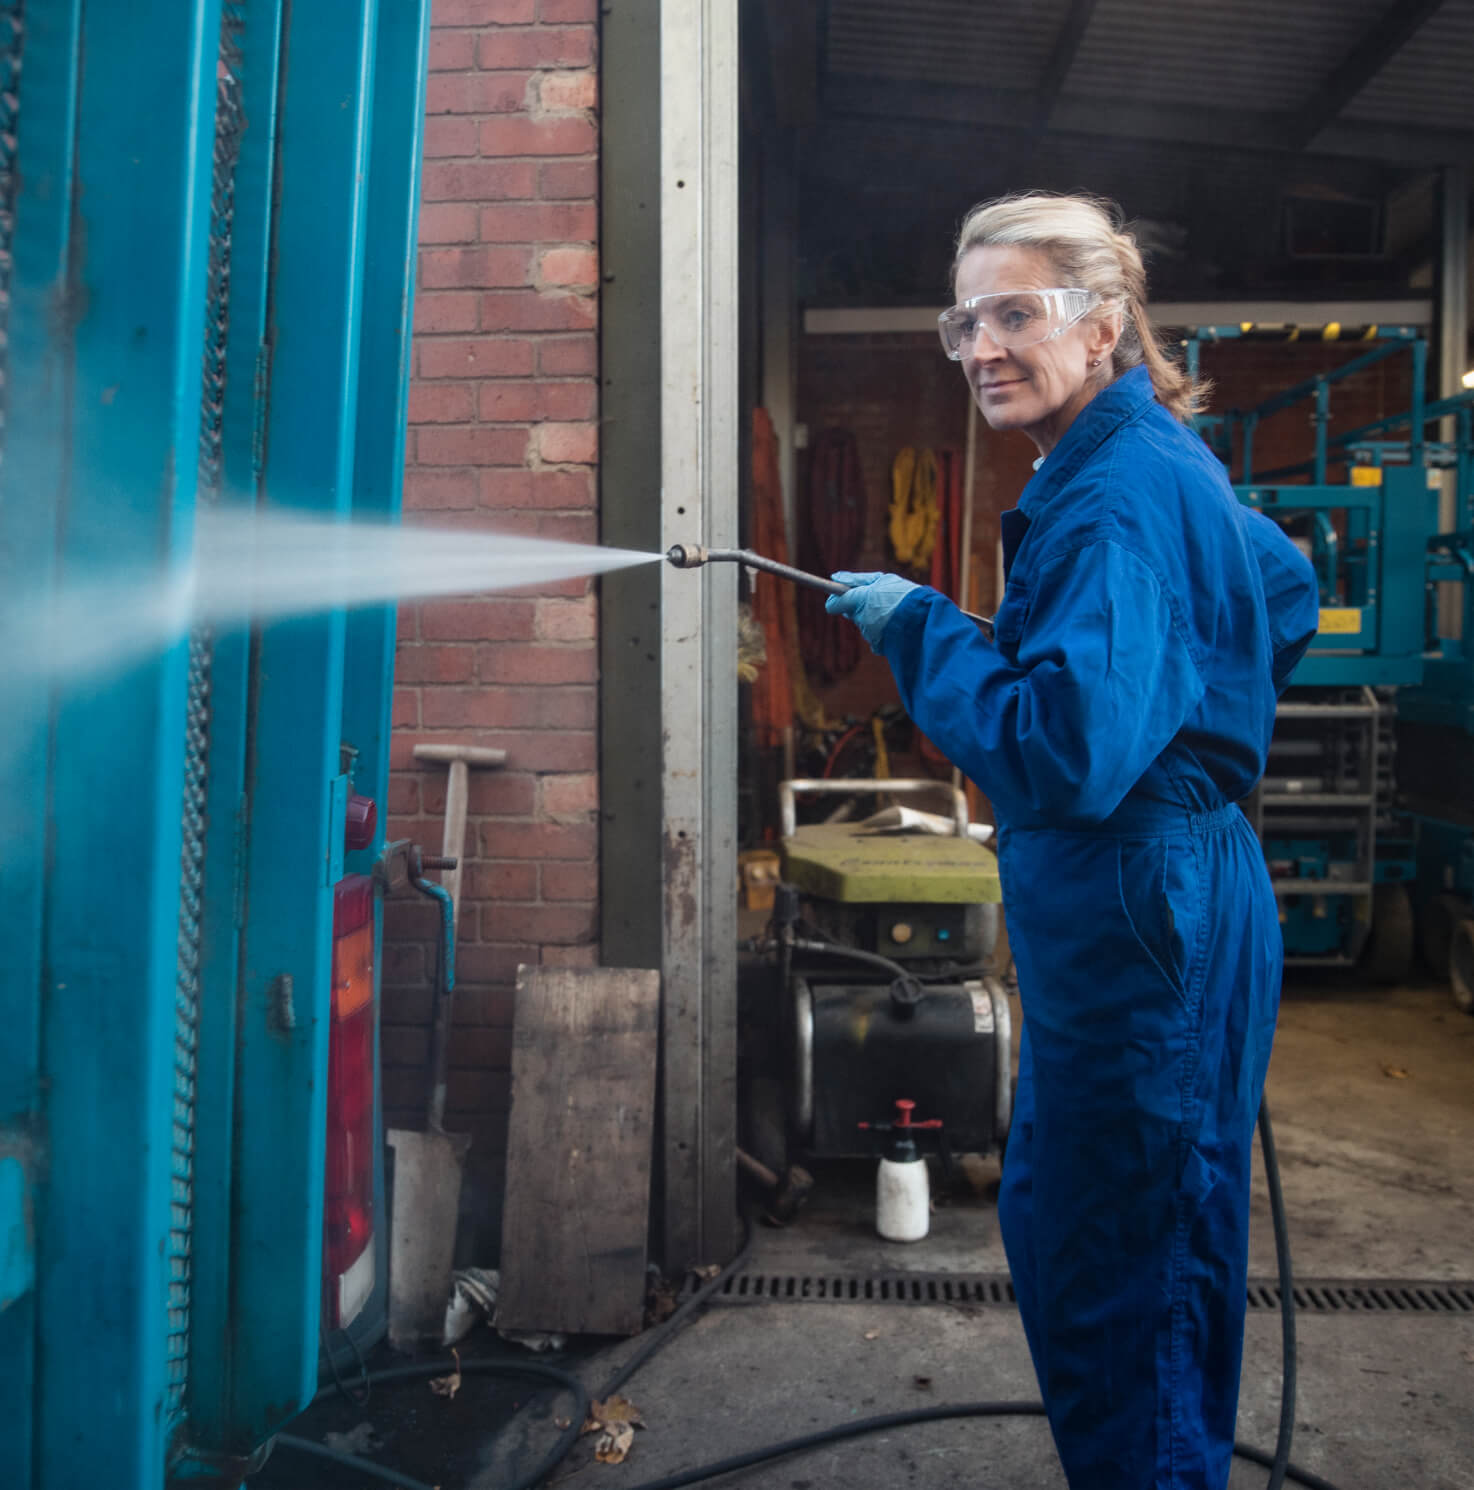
[1189,324,1474,994]
[0,3,431,1486]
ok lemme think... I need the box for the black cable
[277,1102,1343,1490]
[283,1358,589,1490]
[1259,1098,1297,1490]
[597,1213,755,1401]
[319,1319,371,1409]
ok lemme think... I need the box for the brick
[393,688,420,729]
[478,468,593,511]
[537,246,597,288]
[387,773,420,816]
[413,291,480,334]
[419,336,535,380]
[432,768,536,816]
[477,641,598,684]
[477,27,594,70]
[396,607,420,644]
[433,0,534,22]
[421,247,532,290]
[382,1025,431,1068]
[539,943,599,968]
[497,901,597,944]
[478,728,595,772]
[484,819,596,860]
[445,1069,513,1115]
[535,596,596,641]
[480,289,596,332]
[541,860,598,901]
[537,335,596,376]
[428,30,477,70]
[536,68,597,111]
[455,942,538,985]
[425,71,529,116]
[415,425,529,466]
[455,985,516,1026]
[477,380,594,422]
[447,1027,514,1068]
[479,116,595,158]
[421,160,538,204]
[403,468,478,510]
[535,421,598,464]
[418,202,480,246]
[394,643,475,683]
[382,940,426,987]
[423,115,479,158]
[479,509,597,546]
[408,383,475,424]
[384,896,443,941]
[419,684,595,732]
[420,597,536,641]
[539,159,597,200]
[465,861,539,901]
[478,202,597,243]
[540,772,598,815]
[382,985,433,1026]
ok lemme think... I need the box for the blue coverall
[874,366,1319,1488]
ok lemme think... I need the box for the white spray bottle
[861,1099,942,1243]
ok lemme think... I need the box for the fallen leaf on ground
[583,1394,644,1429]
[863,1330,879,1341]
[913,1376,933,1390]
[595,1422,636,1464]
[1383,1065,1411,1080]
[1462,1348,1474,1364]
[429,1348,462,1399]
[693,1263,721,1281]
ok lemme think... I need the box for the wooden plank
[496,967,660,1336]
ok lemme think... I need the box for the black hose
[789,936,912,984]
[1259,1099,1297,1490]
[276,1101,1341,1490]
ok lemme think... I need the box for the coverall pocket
[1115,836,1197,1003]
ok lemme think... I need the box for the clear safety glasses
[937,287,1101,360]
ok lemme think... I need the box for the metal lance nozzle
[666,542,995,638]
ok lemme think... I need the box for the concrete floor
[264,981,1474,1490]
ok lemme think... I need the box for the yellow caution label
[1350,466,1383,486]
[1318,607,1363,634]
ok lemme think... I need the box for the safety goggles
[937,287,1101,359]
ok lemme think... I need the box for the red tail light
[323,872,377,1330]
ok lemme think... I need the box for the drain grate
[717,1272,1474,1315]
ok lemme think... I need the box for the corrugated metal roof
[1341,0,1474,131]
[825,0,1073,91]
[1063,0,1389,113]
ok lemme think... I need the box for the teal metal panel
[227,0,380,1444]
[185,0,286,1462]
[333,0,432,1363]
[0,4,76,1483]
[31,0,222,1483]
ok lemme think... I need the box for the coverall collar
[1018,364,1157,519]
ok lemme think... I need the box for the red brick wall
[384,0,600,1257]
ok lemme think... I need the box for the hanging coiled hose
[275,1100,1331,1490]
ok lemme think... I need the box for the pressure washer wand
[666,543,995,639]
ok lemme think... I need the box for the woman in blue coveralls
[826,194,1319,1490]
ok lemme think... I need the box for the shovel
[386,743,506,1351]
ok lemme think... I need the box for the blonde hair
[952,192,1207,422]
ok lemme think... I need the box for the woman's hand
[826,571,920,650]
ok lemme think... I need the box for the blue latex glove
[825,571,921,651]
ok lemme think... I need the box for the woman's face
[953,243,1119,455]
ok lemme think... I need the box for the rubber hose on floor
[273,1100,1341,1490]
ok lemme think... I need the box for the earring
[1089,358,1101,368]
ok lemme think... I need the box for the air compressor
[739,779,1011,1179]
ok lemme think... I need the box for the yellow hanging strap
[889,445,940,571]
[870,714,891,781]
